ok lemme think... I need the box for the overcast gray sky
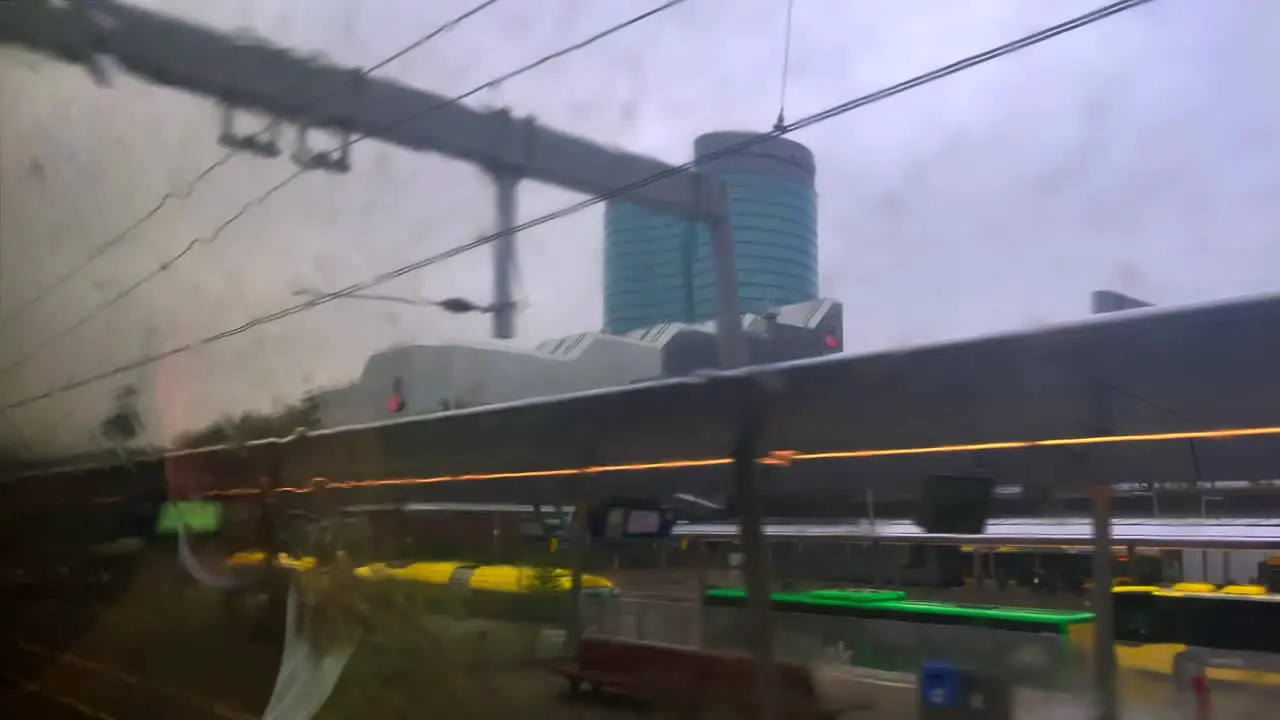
[2,0,1278,456]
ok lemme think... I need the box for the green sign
[155,501,223,535]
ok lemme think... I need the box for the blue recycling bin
[917,662,1012,720]
[919,662,962,709]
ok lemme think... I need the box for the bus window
[1128,555,1165,585]
[1178,597,1280,654]
[1114,592,1175,644]
[1249,602,1280,653]
[1258,561,1280,594]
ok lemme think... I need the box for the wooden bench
[554,637,863,719]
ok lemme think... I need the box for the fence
[581,596,700,648]
[579,595,1084,689]
[581,595,1280,717]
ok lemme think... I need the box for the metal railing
[580,595,1280,718]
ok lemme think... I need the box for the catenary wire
[0,0,506,329]
[0,0,681,381]
[774,0,797,130]
[0,0,1155,413]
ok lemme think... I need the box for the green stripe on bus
[704,588,1094,627]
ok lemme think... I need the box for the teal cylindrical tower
[603,202,698,334]
[690,132,818,321]
[602,131,817,335]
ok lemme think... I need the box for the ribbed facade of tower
[602,202,698,334]
[602,132,817,334]
[690,132,818,320]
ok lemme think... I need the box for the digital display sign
[624,509,662,535]
[587,499,677,541]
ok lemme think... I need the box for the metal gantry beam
[1,0,745,353]
[0,1,726,220]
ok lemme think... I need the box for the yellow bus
[352,560,615,595]
[1113,584,1280,687]
[958,545,1171,592]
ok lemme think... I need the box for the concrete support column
[491,170,519,340]
[707,189,747,369]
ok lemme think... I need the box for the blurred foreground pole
[1192,675,1210,720]
[710,195,776,716]
[258,455,286,642]
[1090,290,1132,720]
[692,538,709,648]
[565,497,588,656]
[732,384,777,720]
[1090,483,1118,720]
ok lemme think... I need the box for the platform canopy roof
[10,290,1280,504]
[676,517,1280,550]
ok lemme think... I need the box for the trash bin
[918,662,1012,719]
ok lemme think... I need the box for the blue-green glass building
[603,132,818,335]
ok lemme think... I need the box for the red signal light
[824,332,839,350]
[388,376,406,413]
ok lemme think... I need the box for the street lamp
[291,288,510,315]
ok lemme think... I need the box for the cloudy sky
[1,0,1278,456]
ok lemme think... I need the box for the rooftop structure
[314,298,842,428]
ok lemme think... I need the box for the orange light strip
[191,423,1280,499]
[203,458,735,497]
[792,425,1280,461]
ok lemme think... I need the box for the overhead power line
[0,0,682,381]
[0,0,506,329]
[0,0,1155,413]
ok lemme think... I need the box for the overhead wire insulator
[59,0,114,87]
[217,28,283,157]
[217,102,283,158]
[437,297,485,314]
[291,58,356,173]
[291,123,352,173]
